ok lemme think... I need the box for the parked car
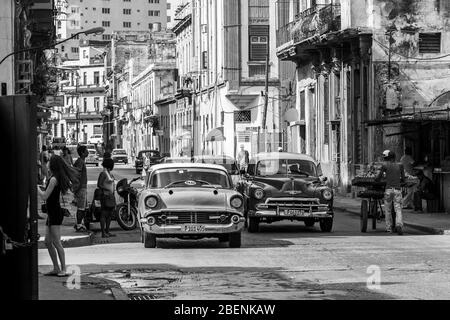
[159,157,192,164]
[88,134,103,145]
[238,152,334,233]
[51,137,66,150]
[135,150,161,174]
[138,163,245,248]
[112,149,129,164]
[86,149,100,166]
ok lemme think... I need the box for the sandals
[57,271,68,277]
[44,270,59,277]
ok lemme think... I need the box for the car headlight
[253,189,265,200]
[145,196,158,209]
[322,189,333,201]
[230,196,243,209]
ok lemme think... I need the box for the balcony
[62,113,77,121]
[277,4,341,50]
[60,84,105,94]
[78,111,103,120]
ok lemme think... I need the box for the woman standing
[62,147,73,167]
[38,156,77,277]
[97,158,117,238]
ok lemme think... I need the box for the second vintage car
[112,149,129,164]
[239,152,334,233]
[138,163,246,248]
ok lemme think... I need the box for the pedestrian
[97,158,117,238]
[400,147,416,210]
[237,144,250,175]
[376,150,406,235]
[73,145,89,232]
[62,147,73,167]
[40,146,50,185]
[37,155,77,277]
[413,170,436,212]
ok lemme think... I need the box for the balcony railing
[277,4,341,48]
[79,111,102,120]
[62,113,77,121]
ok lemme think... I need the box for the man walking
[73,145,89,232]
[400,147,416,209]
[237,145,249,175]
[377,150,406,235]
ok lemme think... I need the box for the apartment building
[56,0,168,60]
[51,42,106,143]
[277,0,450,211]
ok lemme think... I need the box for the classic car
[138,163,246,248]
[112,149,129,164]
[239,152,334,233]
[135,150,161,174]
[85,149,100,166]
[159,157,193,164]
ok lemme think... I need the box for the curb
[38,232,95,249]
[335,203,449,235]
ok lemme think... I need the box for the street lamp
[0,27,105,66]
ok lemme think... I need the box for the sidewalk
[38,193,94,249]
[335,195,450,235]
[38,273,128,300]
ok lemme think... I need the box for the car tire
[144,232,157,248]
[229,232,241,248]
[320,218,333,232]
[248,217,259,233]
[304,220,315,227]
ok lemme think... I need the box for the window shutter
[249,25,269,61]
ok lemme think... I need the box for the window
[149,0,160,3]
[71,6,79,14]
[71,33,79,39]
[83,98,87,113]
[94,72,100,85]
[249,65,269,77]
[123,22,131,28]
[123,9,131,14]
[83,50,87,58]
[83,72,87,85]
[94,98,100,111]
[249,25,269,61]
[148,10,160,16]
[102,21,110,27]
[234,110,251,123]
[202,51,208,69]
[102,8,110,13]
[249,0,270,24]
[419,33,441,53]
[102,34,112,40]
[71,47,79,53]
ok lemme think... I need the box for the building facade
[52,42,106,143]
[277,0,450,211]
[56,0,169,60]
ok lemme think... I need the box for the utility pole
[262,52,270,153]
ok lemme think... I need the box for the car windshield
[113,150,127,155]
[256,159,318,177]
[139,151,160,158]
[149,168,230,189]
[88,150,96,155]
[164,158,191,163]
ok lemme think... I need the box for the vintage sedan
[138,163,246,248]
[239,153,334,233]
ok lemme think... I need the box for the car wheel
[304,220,315,227]
[144,232,157,248]
[229,232,241,248]
[248,217,259,233]
[320,218,333,232]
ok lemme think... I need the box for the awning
[206,127,225,142]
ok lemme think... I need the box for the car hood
[141,188,239,210]
[252,176,327,197]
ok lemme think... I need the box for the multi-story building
[167,0,183,28]
[277,0,450,212]
[183,0,281,159]
[56,0,169,60]
[52,41,106,143]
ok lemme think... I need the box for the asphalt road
[38,165,450,300]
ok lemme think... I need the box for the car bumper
[113,158,128,162]
[141,222,245,235]
[249,209,333,219]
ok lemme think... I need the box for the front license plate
[282,210,310,217]
[183,225,206,233]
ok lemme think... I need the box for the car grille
[155,212,232,226]
[265,198,328,210]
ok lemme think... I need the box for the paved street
[38,165,450,300]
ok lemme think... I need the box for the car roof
[194,155,235,161]
[150,163,229,172]
[252,152,318,163]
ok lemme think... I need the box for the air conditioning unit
[201,24,207,33]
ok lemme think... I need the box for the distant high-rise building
[167,0,183,29]
[56,0,169,60]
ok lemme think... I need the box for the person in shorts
[73,145,89,232]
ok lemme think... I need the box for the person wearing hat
[376,150,406,235]
[237,144,249,175]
